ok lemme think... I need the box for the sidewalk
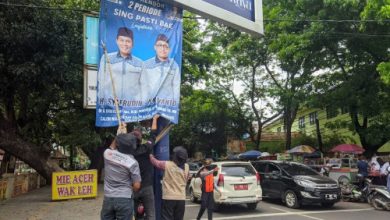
[0,184,104,220]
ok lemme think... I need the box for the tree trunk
[0,129,63,183]
[315,119,323,152]
[0,152,16,176]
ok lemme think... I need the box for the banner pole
[101,42,121,125]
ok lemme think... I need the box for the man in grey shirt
[101,133,141,220]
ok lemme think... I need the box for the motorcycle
[340,181,368,202]
[134,198,146,220]
[367,171,390,211]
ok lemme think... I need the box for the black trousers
[196,191,214,220]
[161,199,185,220]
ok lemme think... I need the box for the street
[0,185,388,220]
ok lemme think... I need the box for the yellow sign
[52,169,98,200]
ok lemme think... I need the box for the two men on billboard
[96,0,183,127]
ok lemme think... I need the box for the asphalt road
[0,185,388,220]
[184,198,389,220]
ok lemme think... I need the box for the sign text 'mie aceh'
[52,170,98,200]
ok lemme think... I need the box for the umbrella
[227,154,240,160]
[286,145,316,154]
[303,150,322,158]
[330,144,364,154]
[238,150,262,160]
[378,141,390,153]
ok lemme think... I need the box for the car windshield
[222,164,256,177]
[279,163,318,176]
[189,163,199,171]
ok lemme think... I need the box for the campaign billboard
[96,0,183,127]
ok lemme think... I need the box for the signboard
[165,0,263,36]
[96,0,183,127]
[84,15,99,65]
[52,170,98,200]
[83,67,97,108]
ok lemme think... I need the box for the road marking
[270,206,324,220]
[186,204,200,207]
[194,208,374,220]
[270,206,290,212]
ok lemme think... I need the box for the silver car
[189,161,262,210]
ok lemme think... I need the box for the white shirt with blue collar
[97,52,143,102]
[141,57,180,104]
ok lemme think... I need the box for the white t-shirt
[380,162,390,175]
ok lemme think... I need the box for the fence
[0,173,46,200]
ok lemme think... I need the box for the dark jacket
[134,130,157,187]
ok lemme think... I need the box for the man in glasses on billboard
[141,34,180,108]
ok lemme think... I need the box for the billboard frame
[165,0,264,36]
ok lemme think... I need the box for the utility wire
[1,2,390,23]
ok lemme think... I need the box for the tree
[297,0,390,156]
[0,0,100,181]
[200,21,282,151]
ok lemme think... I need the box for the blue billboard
[203,0,254,21]
[96,0,183,127]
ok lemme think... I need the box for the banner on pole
[96,0,183,127]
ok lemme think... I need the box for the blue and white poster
[96,0,183,127]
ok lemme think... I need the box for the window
[326,106,338,119]
[298,116,305,129]
[222,164,256,177]
[254,163,267,173]
[267,164,281,174]
[279,163,318,176]
[309,111,317,125]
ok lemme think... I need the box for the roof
[51,150,68,159]
[213,161,252,165]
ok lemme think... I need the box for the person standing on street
[100,132,141,220]
[132,114,160,220]
[357,155,369,188]
[196,159,221,220]
[150,146,189,220]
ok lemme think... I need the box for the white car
[189,161,262,210]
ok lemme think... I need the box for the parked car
[188,162,201,183]
[251,160,341,209]
[189,161,262,210]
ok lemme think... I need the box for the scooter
[367,171,390,211]
[134,198,146,220]
[368,187,390,210]
[341,182,367,202]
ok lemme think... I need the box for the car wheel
[372,194,386,210]
[247,203,257,210]
[189,188,197,203]
[321,202,335,208]
[284,190,300,209]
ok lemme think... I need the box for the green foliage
[170,89,248,157]
[0,0,101,160]
[378,62,390,84]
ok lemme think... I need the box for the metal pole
[153,117,170,220]
[101,42,121,125]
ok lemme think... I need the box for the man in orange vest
[196,159,221,220]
